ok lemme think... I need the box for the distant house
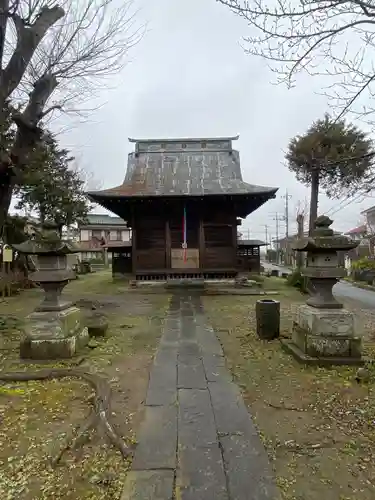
[344,224,367,241]
[274,228,344,267]
[78,214,131,261]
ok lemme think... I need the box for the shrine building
[88,136,277,280]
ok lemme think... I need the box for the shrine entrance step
[165,278,205,289]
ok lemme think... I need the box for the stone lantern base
[20,305,89,360]
[280,304,364,366]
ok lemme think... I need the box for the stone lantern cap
[292,215,359,253]
[12,221,79,256]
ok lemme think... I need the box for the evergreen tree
[15,134,90,237]
[286,114,374,231]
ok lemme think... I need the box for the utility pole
[265,225,268,261]
[272,213,285,264]
[296,212,305,271]
[282,190,292,265]
[283,190,292,238]
[275,214,279,264]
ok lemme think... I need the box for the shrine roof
[238,239,267,247]
[88,137,277,200]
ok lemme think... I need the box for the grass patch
[0,272,170,499]
[204,292,375,500]
[65,269,129,296]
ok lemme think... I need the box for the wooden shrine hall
[88,136,278,280]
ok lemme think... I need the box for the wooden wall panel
[205,247,234,268]
[136,249,166,269]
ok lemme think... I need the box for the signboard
[2,245,13,263]
[171,248,199,269]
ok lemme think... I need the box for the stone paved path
[121,293,278,500]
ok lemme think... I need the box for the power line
[325,185,373,216]
[327,189,371,217]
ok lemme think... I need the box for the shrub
[287,270,308,293]
[352,257,375,271]
[248,273,265,283]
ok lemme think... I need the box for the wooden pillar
[131,207,137,275]
[232,215,238,269]
[165,218,171,269]
[199,217,205,269]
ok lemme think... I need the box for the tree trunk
[0,173,13,241]
[309,169,319,235]
[0,74,59,238]
[0,5,64,238]
[296,214,304,271]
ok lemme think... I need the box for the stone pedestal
[20,305,89,360]
[281,304,363,366]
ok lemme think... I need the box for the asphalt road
[261,261,375,308]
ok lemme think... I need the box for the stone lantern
[281,215,363,366]
[13,222,88,359]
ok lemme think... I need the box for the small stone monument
[13,222,89,359]
[281,216,363,366]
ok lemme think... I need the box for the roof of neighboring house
[274,229,342,243]
[361,205,375,215]
[88,137,278,205]
[345,225,366,235]
[104,241,132,249]
[238,239,267,247]
[77,241,104,252]
[80,214,128,226]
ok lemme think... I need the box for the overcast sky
[58,0,375,241]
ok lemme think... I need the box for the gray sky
[59,0,374,241]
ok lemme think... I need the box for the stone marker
[281,215,363,366]
[13,222,89,359]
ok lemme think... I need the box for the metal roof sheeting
[83,214,127,226]
[88,138,277,199]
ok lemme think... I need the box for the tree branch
[0,0,10,66]
[217,0,375,118]
[0,5,64,103]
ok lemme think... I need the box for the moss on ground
[0,270,170,500]
[203,282,375,500]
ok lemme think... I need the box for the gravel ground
[341,297,375,341]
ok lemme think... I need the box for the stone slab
[176,445,228,500]
[178,342,201,358]
[145,362,177,406]
[20,326,89,360]
[280,339,364,367]
[178,359,207,389]
[208,381,258,437]
[180,321,197,342]
[121,470,174,500]
[296,304,355,336]
[153,345,178,366]
[178,388,217,448]
[25,306,83,340]
[198,326,224,356]
[203,354,231,383]
[132,405,177,470]
[160,323,180,344]
[220,434,278,500]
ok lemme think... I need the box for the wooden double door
[169,215,200,269]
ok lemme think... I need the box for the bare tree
[217,1,375,117]
[0,0,142,236]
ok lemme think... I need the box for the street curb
[341,279,375,293]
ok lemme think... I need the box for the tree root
[267,401,308,412]
[50,411,98,468]
[0,368,132,466]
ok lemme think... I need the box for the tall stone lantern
[13,223,88,359]
[281,215,363,366]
